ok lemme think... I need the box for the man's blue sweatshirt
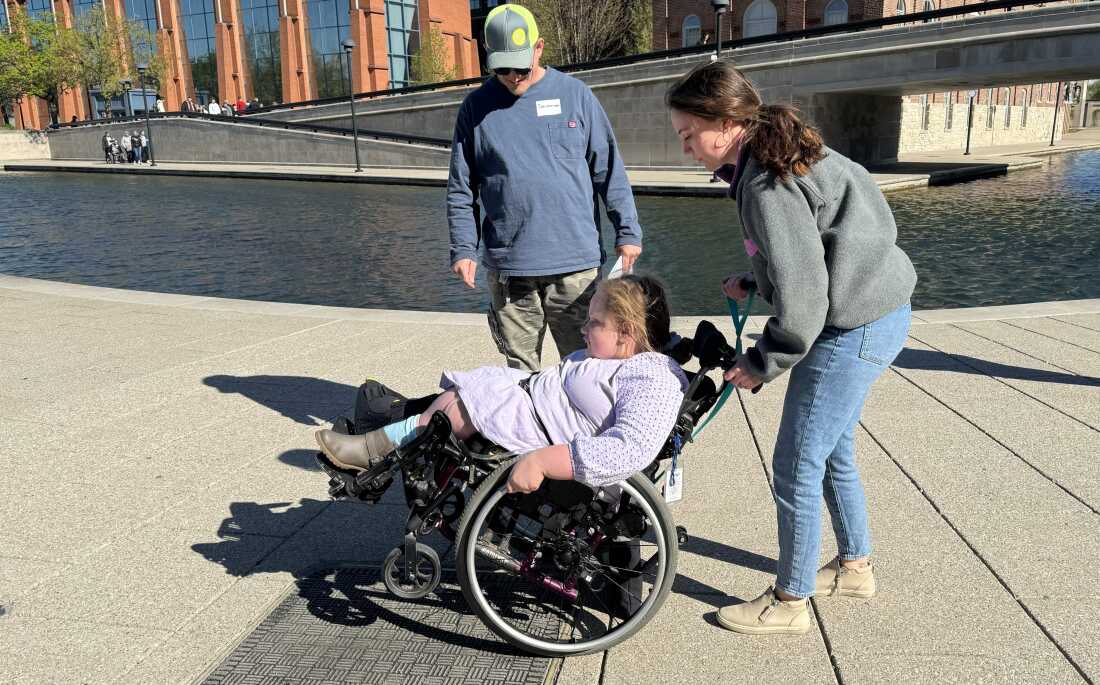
[447,68,642,277]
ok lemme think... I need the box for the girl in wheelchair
[315,274,687,497]
[313,274,734,656]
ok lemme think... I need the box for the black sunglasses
[493,67,531,77]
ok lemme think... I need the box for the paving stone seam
[859,422,1095,685]
[907,329,1100,436]
[1051,316,1100,335]
[959,321,1100,369]
[885,364,1099,516]
[1001,319,1100,355]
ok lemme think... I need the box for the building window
[240,0,282,106]
[74,0,101,17]
[469,0,479,8]
[26,0,53,20]
[125,0,160,35]
[985,88,995,128]
[944,92,953,131]
[824,0,848,26]
[1003,88,1012,128]
[0,0,8,31]
[922,0,935,10]
[682,15,701,47]
[180,0,218,105]
[385,0,419,89]
[743,0,778,38]
[309,0,352,99]
[920,94,930,130]
[895,0,906,15]
[1022,86,1030,128]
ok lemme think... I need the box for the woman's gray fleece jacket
[730,146,917,382]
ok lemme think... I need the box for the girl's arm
[506,445,573,494]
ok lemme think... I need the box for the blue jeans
[773,302,911,598]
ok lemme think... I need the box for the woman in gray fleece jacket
[667,62,917,636]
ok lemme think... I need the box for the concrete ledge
[2,273,1098,325]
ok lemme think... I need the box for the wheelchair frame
[317,318,741,655]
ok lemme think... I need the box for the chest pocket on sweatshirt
[549,123,585,160]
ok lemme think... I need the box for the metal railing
[240,0,1074,116]
[50,110,451,147]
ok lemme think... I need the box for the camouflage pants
[486,267,600,372]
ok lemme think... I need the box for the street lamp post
[964,90,976,155]
[711,0,730,61]
[119,80,133,118]
[1049,80,1064,147]
[342,38,363,173]
[136,63,156,166]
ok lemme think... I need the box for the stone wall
[0,129,52,160]
[897,101,1063,154]
[46,118,451,167]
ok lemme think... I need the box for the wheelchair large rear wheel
[455,460,678,656]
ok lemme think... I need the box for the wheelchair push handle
[690,320,764,395]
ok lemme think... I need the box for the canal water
[1,150,1098,315]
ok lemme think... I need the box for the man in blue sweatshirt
[447,3,643,372]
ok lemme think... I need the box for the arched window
[682,14,702,48]
[895,0,906,15]
[824,0,848,26]
[743,0,778,38]
[922,0,935,11]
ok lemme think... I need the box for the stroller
[317,319,743,656]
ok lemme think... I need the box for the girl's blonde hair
[665,61,825,180]
[597,274,672,354]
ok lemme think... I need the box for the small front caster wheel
[676,525,688,546]
[382,543,442,599]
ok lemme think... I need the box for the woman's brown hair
[665,61,824,180]
[598,274,672,355]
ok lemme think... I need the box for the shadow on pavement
[278,448,324,472]
[191,499,538,657]
[203,374,353,425]
[894,347,1100,387]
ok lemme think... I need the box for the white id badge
[536,99,562,117]
[664,464,683,503]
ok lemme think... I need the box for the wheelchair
[316,319,741,656]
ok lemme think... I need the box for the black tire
[382,542,442,599]
[455,459,678,656]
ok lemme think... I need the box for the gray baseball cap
[484,4,539,71]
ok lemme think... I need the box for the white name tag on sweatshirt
[536,99,562,117]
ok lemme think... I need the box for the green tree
[0,12,38,107]
[1088,80,1100,102]
[518,0,652,67]
[0,10,82,122]
[411,26,459,85]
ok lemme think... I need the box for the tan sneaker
[716,587,811,635]
[815,557,876,598]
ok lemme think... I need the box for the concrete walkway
[6,129,1099,196]
[0,274,1097,684]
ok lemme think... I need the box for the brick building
[2,0,479,129]
[652,0,1080,151]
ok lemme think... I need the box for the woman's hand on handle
[722,271,755,302]
[724,358,764,390]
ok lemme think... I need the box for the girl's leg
[416,390,476,441]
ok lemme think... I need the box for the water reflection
[1,150,1097,315]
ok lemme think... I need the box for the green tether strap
[691,291,754,440]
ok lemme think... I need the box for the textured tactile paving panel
[203,567,555,684]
